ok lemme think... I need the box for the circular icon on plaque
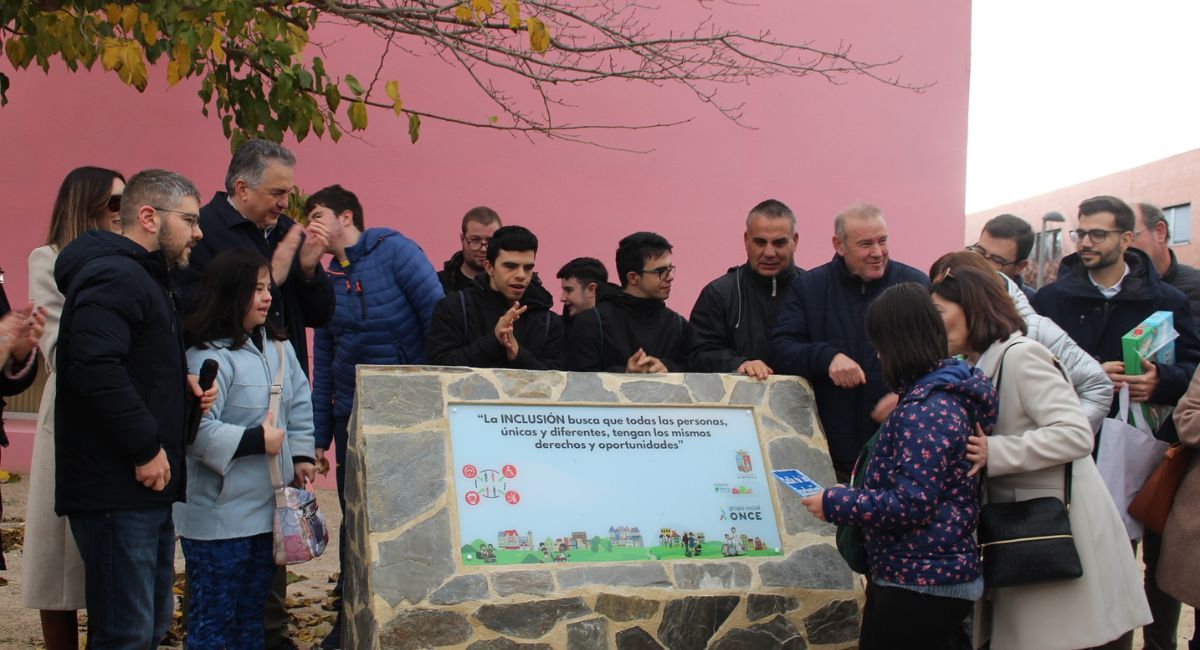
[464,491,480,506]
[462,464,477,479]
[502,464,517,479]
[505,490,520,505]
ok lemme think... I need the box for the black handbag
[978,463,1082,587]
[977,340,1083,587]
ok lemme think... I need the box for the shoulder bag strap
[990,339,1073,507]
[267,340,287,498]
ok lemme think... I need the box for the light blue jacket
[173,333,315,540]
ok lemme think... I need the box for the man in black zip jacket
[1033,195,1200,650]
[770,203,927,478]
[566,232,693,373]
[55,170,213,649]
[427,225,563,369]
[690,199,803,379]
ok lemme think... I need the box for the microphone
[187,359,219,444]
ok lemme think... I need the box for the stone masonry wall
[344,367,863,649]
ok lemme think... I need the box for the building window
[1165,203,1191,246]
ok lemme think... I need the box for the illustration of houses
[571,531,589,549]
[497,529,534,551]
[608,525,644,548]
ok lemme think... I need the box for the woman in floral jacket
[802,282,997,649]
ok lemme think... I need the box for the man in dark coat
[690,199,802,379]
[555,256,611,339]
[427,225,563,369]
[770,203,928,477]
[54,170,213,648]
[175,139,334,377]
[173,139,333,648]
[1033,195,1200,650]
[1131,201,1200,320]
[439,206,502,294]
[566,232,693,373]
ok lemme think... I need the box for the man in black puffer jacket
[55,170,214,649]
[770,203,927,478]
[690,199,802,379]
[427,225,563,369]
[567,232,693,373]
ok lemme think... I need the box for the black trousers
[860,582,973,650]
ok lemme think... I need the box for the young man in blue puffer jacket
[304,185,443,647]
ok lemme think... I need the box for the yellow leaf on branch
[472,0,494,16]
[140,14,159,47]
[172,39,191,71]
[528,16,550,53]
[104,3,121,26]
[454,4,472,22]
[100,37,123,71]
[120,4,138,32]
[385,80,400,101]
[166,59,182,86]
[501,0,521,29]
[209,30,226,64]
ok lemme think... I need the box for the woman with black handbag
[928,264,1150,650]
[801,283,998,649]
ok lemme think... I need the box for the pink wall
[0,1,970,317]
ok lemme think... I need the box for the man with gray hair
[770,202,927,478]
[689,199,803,379]
[53,169,216,648]
[178,139,334,375]
[1131,201,1200,320]
[176,139,333,649]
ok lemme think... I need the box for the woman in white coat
[21,167,125,650]
[930,266,1150,650]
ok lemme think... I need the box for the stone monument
[343,367,862,649]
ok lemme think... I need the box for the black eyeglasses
[464,237,490,251]
[153,206,201,230]
[638,264,676,279]
[966,243,1016,268]
[1070,229,1126,244]
[106,194,122,212]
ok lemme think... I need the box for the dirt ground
[1,472,1195,649]
[0,473,343,649]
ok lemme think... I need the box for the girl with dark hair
[175,249,316,648]
[801,283,997,649]
[929,267,1150,649]
[23,166,124,650]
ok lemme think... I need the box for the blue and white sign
[448,404,786,565]
[771,469,824,498]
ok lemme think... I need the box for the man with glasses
[1033,195,1200,650]
[54,170,216,648]
[968,214,1037,300]
[566,231,693,373]
[175,139,333,649]
[440,206,502,294]
[689,199,803,380]
[770,203,927,479]
[427,225,562,369]
[1130,202,1200,320]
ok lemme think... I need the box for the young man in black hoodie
[566,232,693,373]
[427,225,563,368]
[439,206,502,294]
[555,256,611,339]
[690,199,802,379]
[54,169,215,648]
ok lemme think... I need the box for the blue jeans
[69,506,176,649]
[181,533,276,649]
